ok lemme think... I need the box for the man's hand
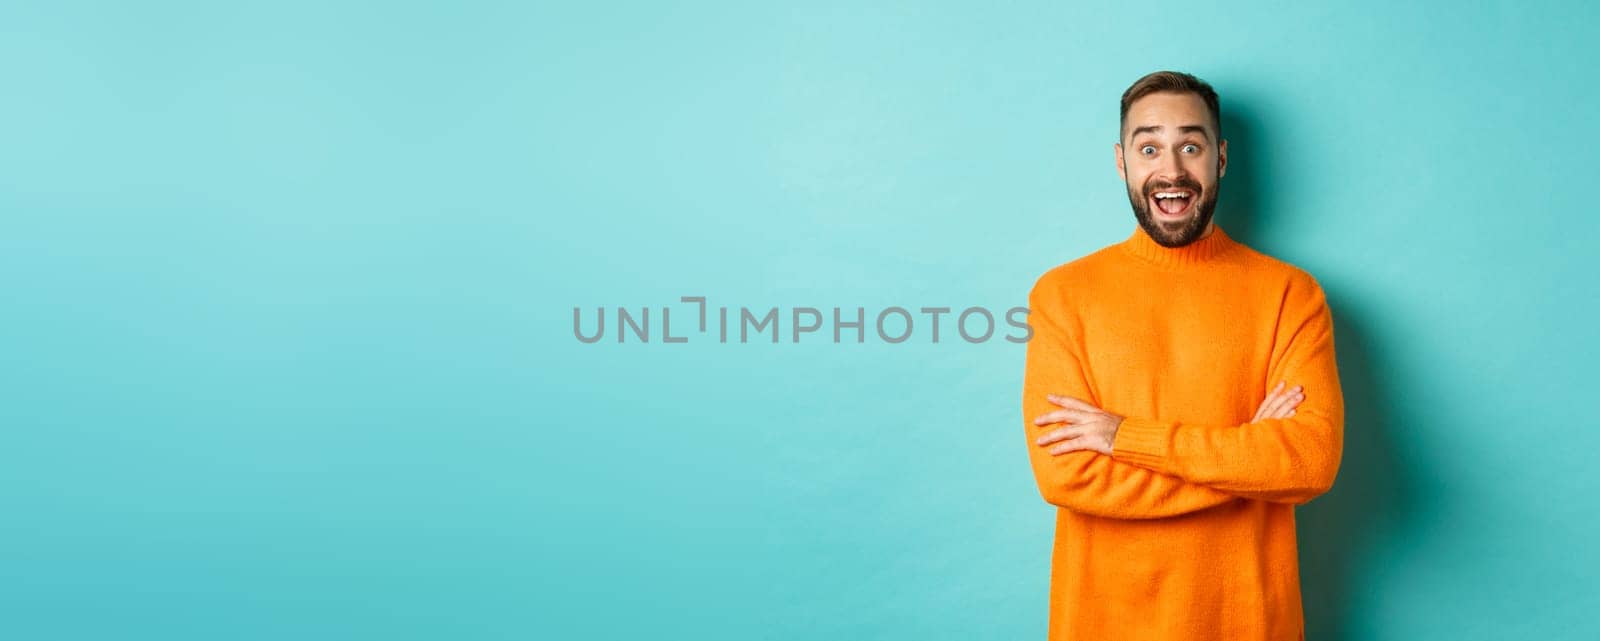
[1252,380,1304,422]
[1034,383,1305,457]
[1033,395,1124,455]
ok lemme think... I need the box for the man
[1020,70,1344,641]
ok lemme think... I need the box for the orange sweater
[1021,223,1344,641]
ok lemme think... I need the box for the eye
[1140,145,1156,156]
[1182,144,1200,154]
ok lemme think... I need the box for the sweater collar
[1119,222,1237,268]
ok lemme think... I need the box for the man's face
[1115,91,1227,247]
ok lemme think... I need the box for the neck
[1120,220,1234,268]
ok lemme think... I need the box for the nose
[1156,151,1188,182]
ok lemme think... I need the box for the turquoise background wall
[3,1,1596,639]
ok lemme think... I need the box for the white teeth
[1154,192,1191,199]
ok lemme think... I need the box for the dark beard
[1125,176,1220,248]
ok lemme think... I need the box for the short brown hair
[1119,70,1221,142]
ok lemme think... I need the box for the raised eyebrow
[1129,124,1213,143]
[1130,125,1162,139]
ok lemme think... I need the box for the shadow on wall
[1218,103,1425,641]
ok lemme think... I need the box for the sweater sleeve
[1110,275,1345,505]
[1022,276,1240,519]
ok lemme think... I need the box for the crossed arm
[1035,381,1305,456]
[1020,279,1345,519]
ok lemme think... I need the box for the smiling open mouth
[1150,190,1195,217]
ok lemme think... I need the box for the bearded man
[1021,70,1345,641]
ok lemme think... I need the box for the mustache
[1144,178,1203,195]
